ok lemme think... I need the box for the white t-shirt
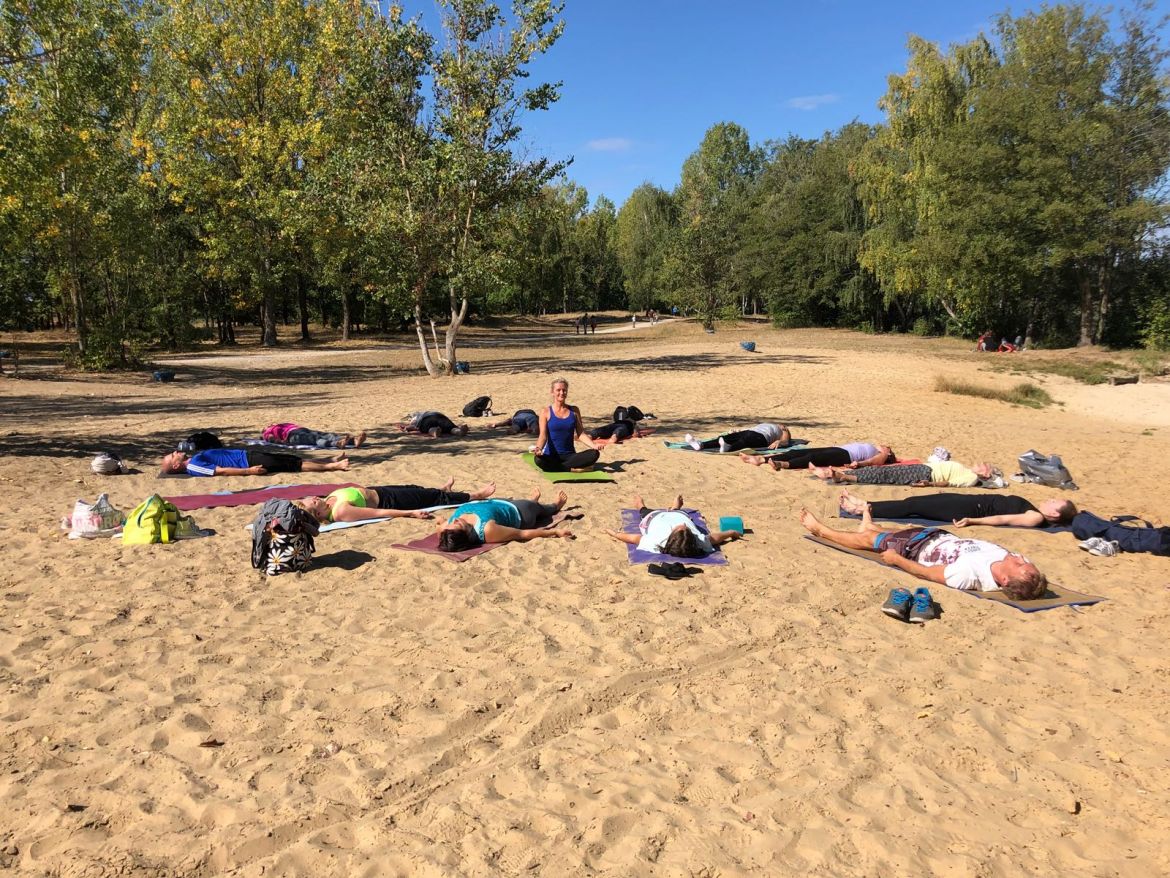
[751,424,783,443]
[637,510,714,555]
[915,533,1007,591]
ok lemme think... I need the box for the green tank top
[326,487,367,522]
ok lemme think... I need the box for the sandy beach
[2,322,1168,877]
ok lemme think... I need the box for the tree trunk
[340,288,351,342]
[1076,271,1095,347]
[414,302,441,376]
[1095,258,1112,345]
[298,272,310,341]
[261,267,278,346]
[443,293,470,376]
[1024,295,1039,350]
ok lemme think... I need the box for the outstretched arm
[709,529,742,547]
[880,549,947,584]
[603,529,640,545]
[331,503,431,523]
[953,511,1044,528]
[214,465,266,476]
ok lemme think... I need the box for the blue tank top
[544,406,577,456]
[449,499,521,540]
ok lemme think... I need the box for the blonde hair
[551,377,569,391]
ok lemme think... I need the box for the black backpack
[1071,513,1170,556]
[1015,450,1077,490]
[178,431,223,452]
[462,396,493,417]
[612,405,647,423]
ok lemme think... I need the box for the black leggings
[698,429,767,451]
[245,450,303,472]
[588,420,636,441]
[374,485,471,509]
[510,498,559,527]
[867,494,988,521]
[769,446,851,469]
[534,448,600,472]
[416,413,457,434]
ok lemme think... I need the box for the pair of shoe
[1078,537,1120,557]
[648,562,697,580]
[882,587,937,623]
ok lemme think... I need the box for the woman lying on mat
[298,479,497,524]
[603,494,742,558]
[686,423,790,453]
[261,423,367,449]
[436,490,574,552]
[403,411,469,437]
[811,459,1002,488]
[532,378,601,472]
[839,489,1077,528]
[799,507,1047,600]
[740,439,892,469]
[488,409,540,435]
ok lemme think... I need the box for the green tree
[613,183,676,312]
[674,122,762,329]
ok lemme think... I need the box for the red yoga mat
[164,483,358,512]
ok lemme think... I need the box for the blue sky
[405,0,1167,208]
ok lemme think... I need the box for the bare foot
[456,424,469,436]
[671,494,684,510]
[859,503,874,532]
[338,434,352,448]
[553,490,568,512]
[799,507,824,536]
[354,431,366,448]
[739,453,766,466]
[331,451,348,462]
[328,458,351,472]
[471,482,496,500]
[839,489,865,515]
[442,476,456,492]
[632,494,646,511]
[529,487,542,501]
[809,465,833,481]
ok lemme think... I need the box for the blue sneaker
[909,587,937,623]
[881,588,913,621]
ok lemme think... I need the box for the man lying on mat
[161,448,350,477]
[799,507,1047,600]
[298,479,496,524]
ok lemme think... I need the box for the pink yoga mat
[390,531,496,562]
[165,483,358,512]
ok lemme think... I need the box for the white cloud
[784,93,841,111]
[586,137,633,152]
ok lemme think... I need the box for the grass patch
[989,358,1122,385]
[935,376,1055,408]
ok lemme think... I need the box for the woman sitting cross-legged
[436,489,575,552]
[532,377,601,472]
[740,440,893,470]
[839,489,1077,529]
[299,479,497,524]
[604,494,742,558]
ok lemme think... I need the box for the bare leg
[739,454,767,466]
[768,458,788,471]
[354,431,366,448]
[859,503,875,532]
[799,508,878,551]
[553,490,568,512]
[304,458,350,473]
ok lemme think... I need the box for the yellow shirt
[929,460,980,487]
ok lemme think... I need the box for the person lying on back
[161,448,350,477]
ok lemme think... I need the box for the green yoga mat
[522,452,614,483]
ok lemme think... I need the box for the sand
[1,322,1168,877]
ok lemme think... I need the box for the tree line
[2,1,1168,376]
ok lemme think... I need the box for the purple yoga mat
[621,508,727,566]
[165,483,358,512]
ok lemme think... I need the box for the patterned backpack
[250,499,319,575]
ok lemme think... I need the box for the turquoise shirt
[450,499,521,540]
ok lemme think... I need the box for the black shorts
[245,450,303,473]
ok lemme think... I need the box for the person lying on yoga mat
[403,411,469,438]
[740,439,892,469]
[603,494,742,557]
[161,448,351,477]
[532,378,601,472]
[839,489,1077,528]
[260,423,367,449]
[799,507,1047,600]
[487,409,539,435]
[436,490,574,551]
[686,423,791,453]
[298,479,498,524]
[811,459,1001,488]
